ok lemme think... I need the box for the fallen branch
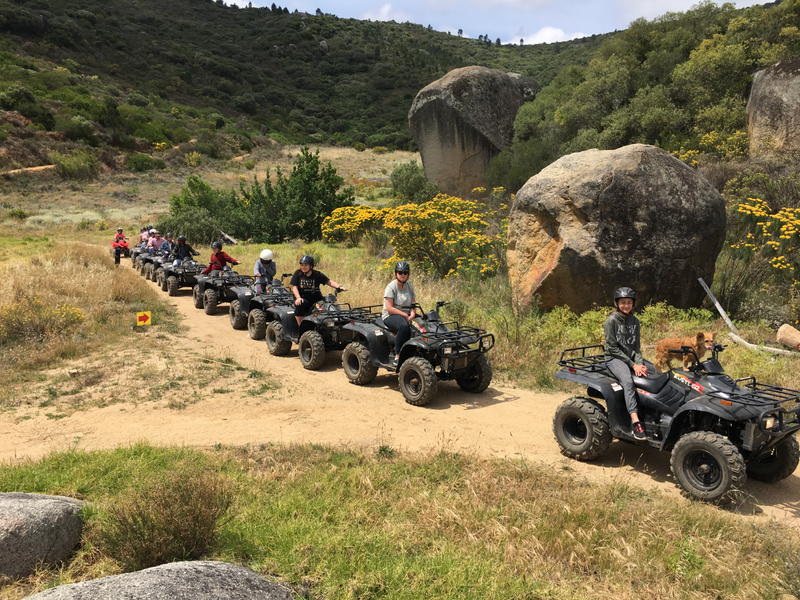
[728,332,798,357]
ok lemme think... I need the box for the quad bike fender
[554,369,620,404]
[660,395,736,450]
[231,286,254,315]
[342,322,393,365]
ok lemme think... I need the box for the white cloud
[361,3,414,22]
[516,26,585,44]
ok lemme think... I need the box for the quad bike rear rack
[557,345,608,372]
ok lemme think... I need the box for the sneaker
[632,421,646,441]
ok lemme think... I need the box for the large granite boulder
[507,144,726,312]
[24,561,294,599]
[0,493,84,578]
[748,58,800,154]
[409,66,539,199]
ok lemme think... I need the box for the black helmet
[614,287,636,307]
[299,254,315,268]
[141,226,147,232]
[147,225,153,230]
[395,260,410,273]
[211,241,223,249]
[177,235,186,242]
[166,232,173,238]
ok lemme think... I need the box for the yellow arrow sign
[136,311,152,326]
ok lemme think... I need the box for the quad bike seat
[632,360,670,393]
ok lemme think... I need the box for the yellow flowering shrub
[322,206,388,247]
[0,293,84,343]
[383,194,505,280]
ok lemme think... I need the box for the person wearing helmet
[290,254,346,325]
[382,260,416,363]
[603,286,648,441]
[170,235,199,265]
[139,226,149,245]
[161,232,176,255]
[201,241,239,275]
[146,230,164,254]
[254,249,277,294]
[114,227,126,242]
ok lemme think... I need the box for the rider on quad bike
[201,241,239,276]
[382,260,416,364]
[290,255,346,326]
[603,287,648,440]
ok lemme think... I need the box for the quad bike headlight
[441,346,454,355]
[763,415,777,430]
[481,337,492,349]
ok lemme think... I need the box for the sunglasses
[396,271,409,275]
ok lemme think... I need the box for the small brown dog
[654,331,717,372]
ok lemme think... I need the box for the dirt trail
[1,274,798,526]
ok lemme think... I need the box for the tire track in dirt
[1,268,798,526]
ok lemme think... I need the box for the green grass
[0,443,797,599]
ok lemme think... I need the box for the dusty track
[1,269,798,526]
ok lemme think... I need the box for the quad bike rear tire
[248,309,267,340]
[746,435,800,483]
[552,397,612,461]
[342,342,378,385]
[203,288,219,315]
[144,263,154,280]
[229,299,247,330]
[266,321,292,356]
[192,285,204,309]
[455,354,493,393]
[298,330,326,370]
[398,356,437,407]
[158,270,167,291]
[671,431,746,503]
[167,276,179,297]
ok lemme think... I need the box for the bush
[0,84,35,110]
[353,142,366,152]
[0,293,84,344]
[58,115,97,144]
[157,206,222,246]
[95,463,233,571]
[6,208,28,220]
[126,92,149,107]
[52,150,102,180]
[185,151,203,167]
[126,153,164,172]
[390,160,439,205]
[243,159,256,170]
[371,146,389,155]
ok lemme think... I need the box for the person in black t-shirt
[290,254,346,325]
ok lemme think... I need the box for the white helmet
[260,249,274,261]
[150,229,159,236]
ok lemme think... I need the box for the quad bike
[110,238,130,265]
[192,267,254,315]
[158,259,207,296]
[552,342,800,503]
[339,301,495,407]
[264,287,371,370]
[227,273,295,339]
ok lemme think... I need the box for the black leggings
[384,314,411,355]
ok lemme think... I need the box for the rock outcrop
[0,493,84,578]
[408,66,539,199]
[25,561,295,599]
[748,58,800,154]
[507,144,726,312]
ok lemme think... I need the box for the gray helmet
[177,235,186,242]
[395,260,410,273]
[299,254,315,268]
[211,241,223,249]
[166,232,173,238]
[614,287,636,307]
[117,227,123,232]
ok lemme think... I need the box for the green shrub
[390,160,439,205]
[6,208,27,220]
[0,84,35,110]
[243,159,256,170]
[371,146,389,155]
[58,115,96,144]
[353,142,366,152]
[157,206,222,246]
[126,153,164,172]
[51,150,102,180]
[125,92,148,107]
[94,463,233,571]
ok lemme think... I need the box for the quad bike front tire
[158,269,167,291]
[552,397,612,461]
[455,354,493,393]
[342,342,378,385]
[298,330,326,370]
[266,321,292,356]
[192,285,204,309]
[144,263,154,280]
[203,288,219,315]
[248,309,267,340]
[746,435,800,483]
[229,299,247,330]
[398,356,437,407]
[167,276,179,297]
[671,431,746,503]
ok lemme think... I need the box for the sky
[232,0,765,44]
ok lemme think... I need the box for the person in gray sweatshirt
[603,287,648,440]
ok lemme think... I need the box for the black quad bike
[227,274,295,339]
[552,343,800,502]
[192,268,255,315]
[265,288,369,370]
[157,260,207,296]
[339,301,495,407]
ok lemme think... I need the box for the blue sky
[232,0,764,44]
